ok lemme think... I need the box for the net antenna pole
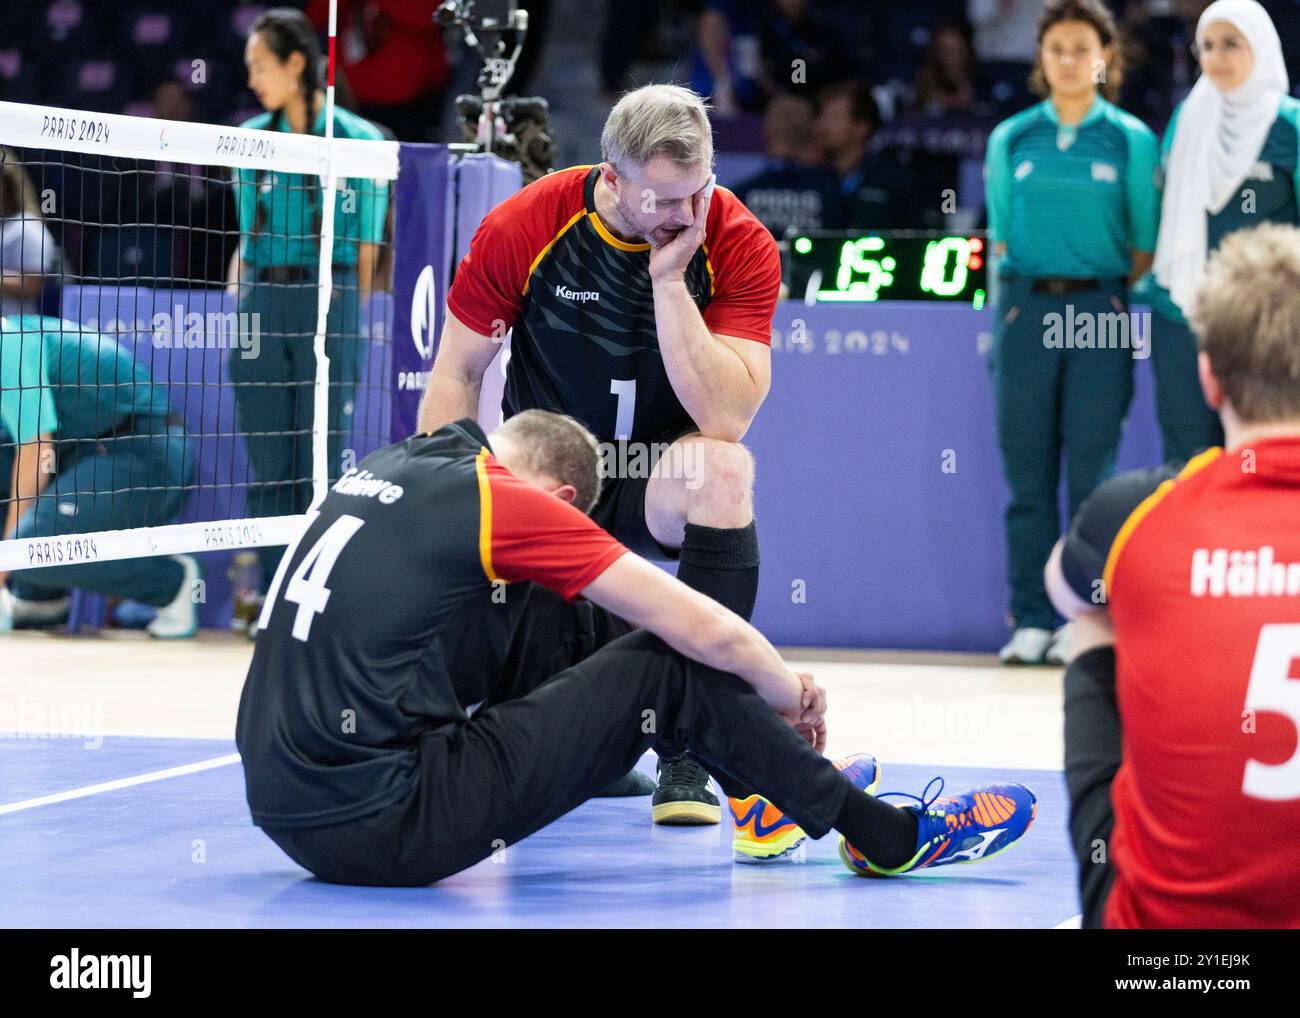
[310,0,340,510]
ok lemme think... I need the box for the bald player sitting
[236,409,1037,886]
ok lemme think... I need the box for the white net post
[310,0,339,511]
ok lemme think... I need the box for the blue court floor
[0,735,1080,928]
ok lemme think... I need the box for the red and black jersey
[1061,438,1300,928]
[235,418,629,829]
[447,165,781,443]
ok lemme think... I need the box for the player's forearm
[417,364,482,436]
[5,439,50,537]
[652,278,762,441]
[1,273,43,298]
[706,613,804,716]
[582,556,801,716]
[356,243,377,301]
[656,604,801,716]
[1129,250,1153,287]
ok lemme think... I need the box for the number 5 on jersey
[1242,623,1300,801]
[257,512,366,642]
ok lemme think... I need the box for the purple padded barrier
[390,143,453,441]
[450,153,522,429]
[746,301,1163,651]
[390,148,520,441]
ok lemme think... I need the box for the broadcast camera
[435,0,556,182]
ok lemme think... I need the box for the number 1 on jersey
[610,378,635,441]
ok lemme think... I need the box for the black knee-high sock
[659,522,760,771]
[834,789,921,869]
[674,521,760,621]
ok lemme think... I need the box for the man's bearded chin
[615,193,680,245]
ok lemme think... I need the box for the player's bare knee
[684,439,753,527]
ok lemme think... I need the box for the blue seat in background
[0,47,38,101]
[34,0,104,55]
[61,58,133,114]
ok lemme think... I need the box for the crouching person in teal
[983,0,1159,666]
[1146,0,1297,463]
[0,315,198,637]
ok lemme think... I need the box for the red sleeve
[446,169,586,339]
[479,458,629,600]
[700,188,781,345]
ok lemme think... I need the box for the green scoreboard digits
[787,232,988,307]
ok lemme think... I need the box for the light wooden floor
[1,631,1065,769]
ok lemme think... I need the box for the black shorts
[589,430,695,561]
[1064,645,1121,928]
[257,583,850,886]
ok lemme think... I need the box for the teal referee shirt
[1144,95,1300,322]
[985,95,1160,279]
[235,105,389,270]
[0,315,171,444]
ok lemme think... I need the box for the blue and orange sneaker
[731,753,880,864]
[839,777,1037,877]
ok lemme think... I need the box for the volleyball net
[0,99,400,578]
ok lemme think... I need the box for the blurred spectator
[1116,2,1186,125]
[107,81,239,285]
[914,20,979,115]
[815,81,917,229]
[733,95,842,236]
[967,0,1040,62]
[968,0,1039,112]
[305,0,449,142]
[0,150,60,319]
[757,0,852,99]
[691,0,765,115]
[600,0,663,98]
[152,78,193,122]
[155,78,241,286]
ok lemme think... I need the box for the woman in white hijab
[1148,0,1297,462]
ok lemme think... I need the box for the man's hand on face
[648,179,714,284]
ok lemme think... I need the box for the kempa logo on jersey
[50,950,151,998]
[556,284,600,303]
[1191,546,1300,597]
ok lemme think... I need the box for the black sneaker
[652,755,720,825]
[594,768,656,797]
